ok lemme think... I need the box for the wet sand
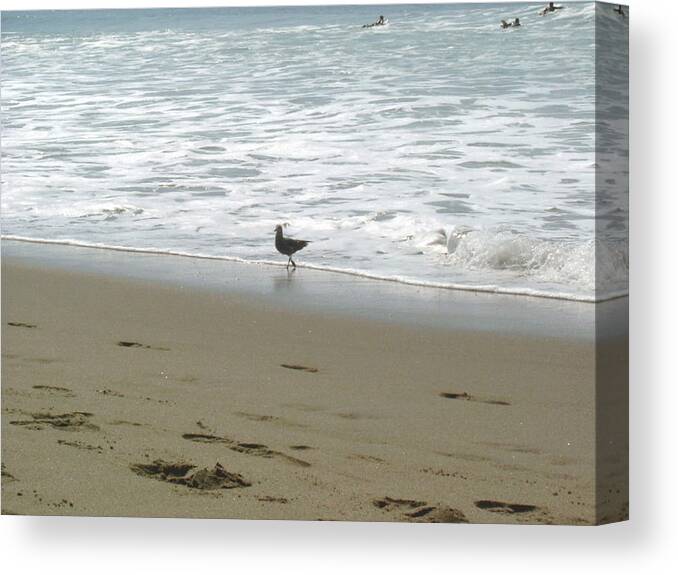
[1,245,628,524]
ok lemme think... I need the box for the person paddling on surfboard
[363,15,387,28]
[540,2,564,16]
[501,17,521,28]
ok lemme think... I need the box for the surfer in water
[614,4,626,18]
[501,18,521,28]
[540,2,564,16]
[363,15,387,28]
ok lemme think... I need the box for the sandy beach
[1,242,628,524]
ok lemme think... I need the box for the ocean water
[1,3,628,301]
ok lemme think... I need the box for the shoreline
[1,235,628,304]
[1,239,627,341]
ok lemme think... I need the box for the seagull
[275,224,310,270]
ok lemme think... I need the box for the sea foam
[0,3,628,302]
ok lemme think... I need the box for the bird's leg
[290,258,296,269]
[286,256,291,270]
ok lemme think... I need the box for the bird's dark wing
[290,239,310,250]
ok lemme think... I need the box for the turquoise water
[0,3,628,300]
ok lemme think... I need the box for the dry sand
[1,250,628,524]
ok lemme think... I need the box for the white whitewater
[1,3,628,302]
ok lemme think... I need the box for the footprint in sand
[7,322,37,329]
[439,392,510,406]
[181,433,230,444]
[109,420,145,427]
[182,432,311,467]
[374,496,425,511]
[257,495,289,504]
[32,385,74,397]
[117,341,169,352]
[1,463,17,482]
[57,439,104,453]
[231,442,311,467]
[234,412,280,423]
[477,441,541,455]
[474,499,539,514]
[350,454,385,464]
[10,411,99,432]
[421,467,468,480]
[373,497,468,523]
[234,411,307,430]
[130,459,250,490]
[96,388,126,398]
[280,364,318,373]
[335,412,378,421]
